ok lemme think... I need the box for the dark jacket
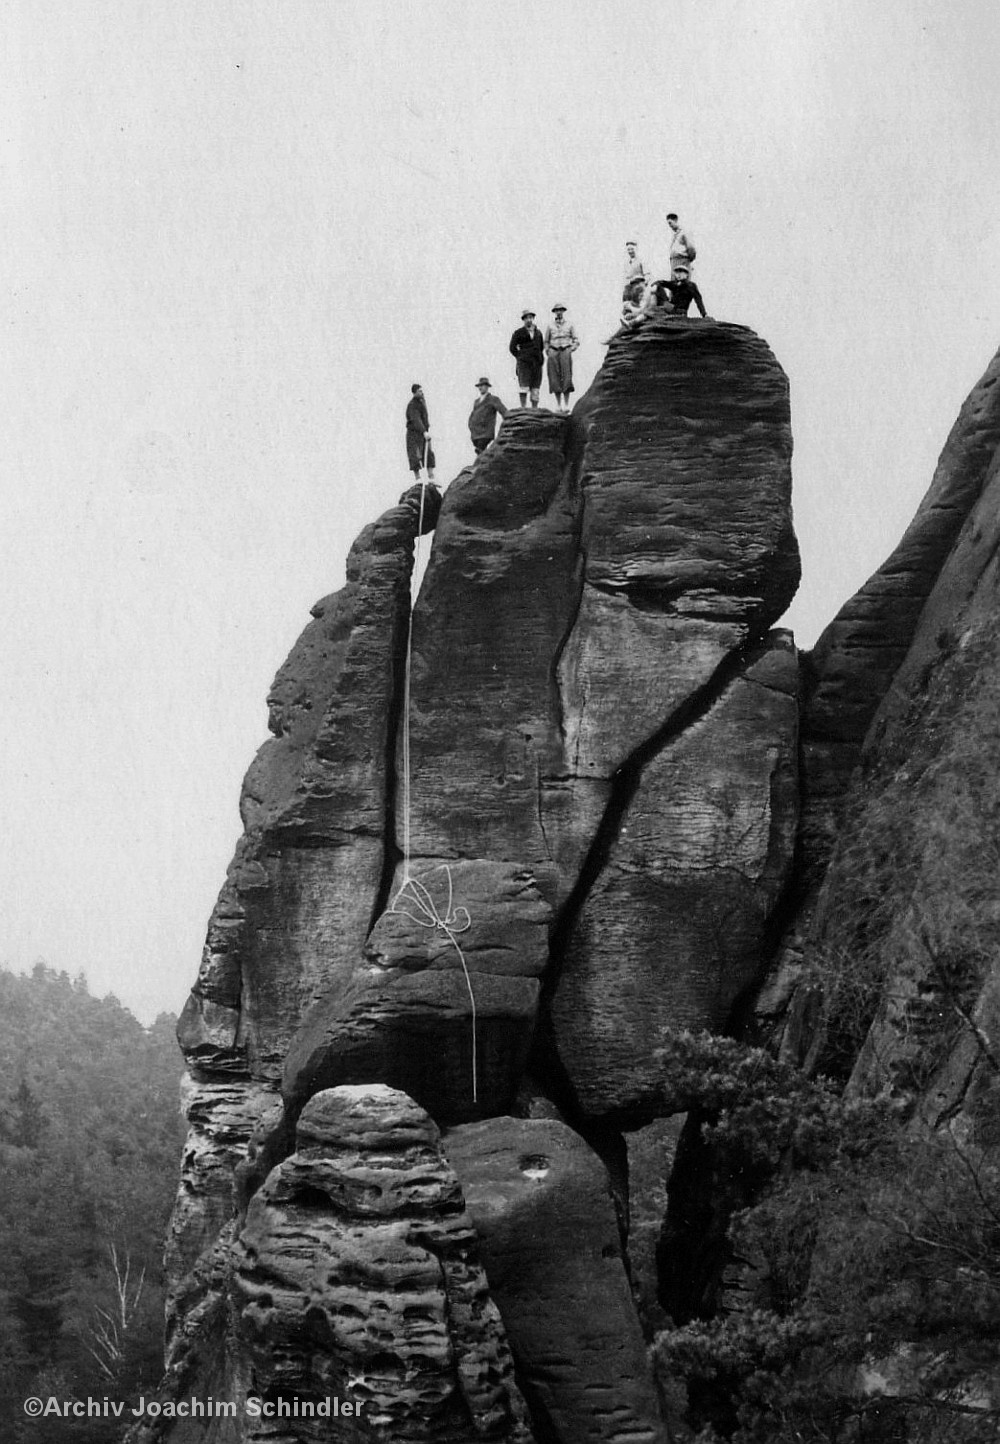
[405,395,430,435]
[468,392,509,442]
[662,277,707,318]
[508,325,544,365]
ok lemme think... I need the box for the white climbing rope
[391,458,479,1102]
[391,865,478,1104]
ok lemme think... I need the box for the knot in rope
[391,864,478,1103]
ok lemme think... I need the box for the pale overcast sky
[3,1,999,1021]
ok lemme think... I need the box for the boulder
[444,1116,668,1444]
[281,860,550,1126]
[232,1085,535,1442]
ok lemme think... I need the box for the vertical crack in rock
[153,319,803,1442]
[369,511,420,934]
[397,410,587,904]
[545,405,592,762]
[537,631,799,1126]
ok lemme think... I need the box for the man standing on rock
[545,305,580,412]
[508,310,544,408]
[468,377,508,455]
[623,239,647,297]
[405,383,435,480]
[667,212,696,277]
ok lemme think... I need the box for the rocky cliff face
[800,368,1000,1124]
[146,323,1000,1442]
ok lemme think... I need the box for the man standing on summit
[544,304,580,413]
[667,212,696,277]
[405,383,435,480]
[468,377,508,455]
[508,310,544,408]
[623,239,647,297]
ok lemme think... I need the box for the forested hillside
[0,964,183,1441]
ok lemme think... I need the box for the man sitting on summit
[659,267,707,318]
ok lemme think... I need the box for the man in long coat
[508,310,544,408]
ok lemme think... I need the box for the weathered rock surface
[157,323,807,1441]
[804,437,1000,1126]
[625,1117,686,1336]
[164,502,421,1436]
[444,1117,668,1444]
[577,320,799,627]
[180,499,420,1084]
[560,320,798,787]
[752,345,1000,1057]
[550,632,799,1123]
[139,1079,279,1442]
[166,1077,281,1289]
[232,1085,535,1442]
[399,409,588,904]
[405,323,798,913]
[281,861,550,1126]
[800,342,1000,882]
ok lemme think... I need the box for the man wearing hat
[468,377,509,455]
[544,305,580,412]
[508,310,544,408]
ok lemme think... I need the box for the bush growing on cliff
[652,1038,1000,1440]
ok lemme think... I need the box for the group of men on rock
[620,214,707,331]
[507,303,581,415]
[405,212,707,482]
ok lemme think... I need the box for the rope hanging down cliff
[390,467,479,1103]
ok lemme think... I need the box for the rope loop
[390,864,478,1103]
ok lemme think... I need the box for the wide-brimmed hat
[521,309,535,319]
[476,376,491,387]
[552,304,567,312]
[673,264,691,277]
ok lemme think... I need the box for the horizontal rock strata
[156,321,805,1442]
[232,1085,535,1442]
